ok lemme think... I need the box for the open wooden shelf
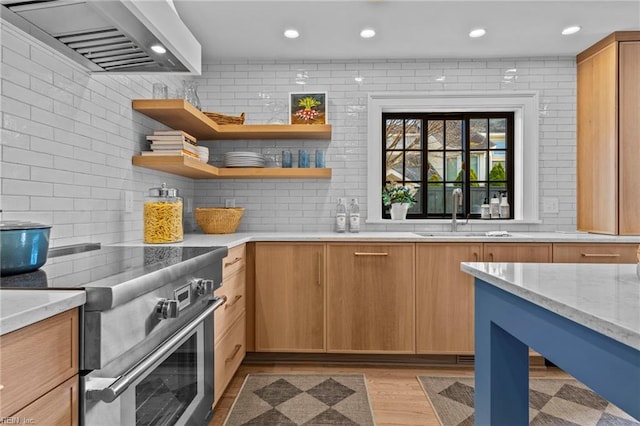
[132,99,332,140]
[132,155,332,179]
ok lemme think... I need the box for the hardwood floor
[210,362,569,425]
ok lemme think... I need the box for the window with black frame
[382,112,514,219]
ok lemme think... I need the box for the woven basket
[203,111,245,125]
[195,207,244,234]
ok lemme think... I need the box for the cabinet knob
[194,278,214,295]
[155,299,179,320]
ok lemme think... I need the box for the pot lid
[0,221,52,230]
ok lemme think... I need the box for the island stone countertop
[461,262,640,350]
[0,289,86,335]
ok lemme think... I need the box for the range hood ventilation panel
[1,0,201,74]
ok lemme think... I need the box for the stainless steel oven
[84,296,224,426]
[1,244,228,426]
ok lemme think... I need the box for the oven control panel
[175,283,192,310]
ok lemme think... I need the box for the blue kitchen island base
[474,278,640,426]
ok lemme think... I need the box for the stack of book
[140,130,199,159]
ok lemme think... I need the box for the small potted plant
[382,183,416,220]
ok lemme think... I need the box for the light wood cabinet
[214,312,246,406]
[483,243,552,263]
[553,243,638,263]
[13,376,78,425]
[213,244,246,406]
[326,243,415,353]
[416,243,482,354]
[254,243,326,352]
[577,32,640,235]
[0,309,78,423]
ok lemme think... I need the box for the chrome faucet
[451,188,462,232]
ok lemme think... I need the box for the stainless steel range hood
[1,0,201,74]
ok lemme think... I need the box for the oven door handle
[86,296,227,403]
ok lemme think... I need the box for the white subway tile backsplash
[30,76,74,105]
[31,196,73,210]
[1,96,31,119]
[2,20,579,238]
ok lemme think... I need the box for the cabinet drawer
[223,244,246,280]
[214,269,246,342]
[553,243,638,263]
[483,243,552,263]
[214,312,246,407]
[0,309,78,416]
[12,375,78,425]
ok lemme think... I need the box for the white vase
[390,203,409,220]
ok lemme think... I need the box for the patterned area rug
[418,376,639,426]
[223,374,376,425]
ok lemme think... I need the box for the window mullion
[463,115,470,218]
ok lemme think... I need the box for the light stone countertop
[115,231,640,250]
[0,289,86,335]
[4,231,638,334]
[461,262,640,350]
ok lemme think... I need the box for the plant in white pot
[382,183,417,220]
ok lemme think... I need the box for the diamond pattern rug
[223,374,376,425]
[418,376,639,426]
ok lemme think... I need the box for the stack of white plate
[223,151,265,168]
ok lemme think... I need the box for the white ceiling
[173,0,640,62]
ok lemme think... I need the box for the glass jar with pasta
[144,183,183,243]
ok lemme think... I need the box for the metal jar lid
[148,183,179,198]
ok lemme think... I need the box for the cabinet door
[327,243,414,353]
[255,243,325,352]
[577,41,618,234]
[214,268,246,343]
[416,243,482,354]
[214,312,246,407]
[0,309,78,417]
[483,243,552,262]
[619,41,640,235]
[553,243,638,263]
[12,375,78,425]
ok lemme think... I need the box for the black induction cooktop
[0,244,223,290]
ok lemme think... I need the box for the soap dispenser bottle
[490,193,500,219]
[481,198,490,219]
[499,191,510,219]
[335,198,347,233]
[348,198,360,233]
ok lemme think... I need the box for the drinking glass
[152,83,168,99]
[298,150,309,168]
[315,149,325,168]
[282,150,292,168]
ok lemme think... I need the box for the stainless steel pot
[0,221,51,276]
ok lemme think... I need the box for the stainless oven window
[136,333,198,425]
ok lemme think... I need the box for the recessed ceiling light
[469,28,486,38]
[150,44,166,54]
[360,28,376,39]
[561,26,581,35]
[284,29,299,39]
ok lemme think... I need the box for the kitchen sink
[413,231,513,237]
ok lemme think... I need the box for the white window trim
[366,91,540,223]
